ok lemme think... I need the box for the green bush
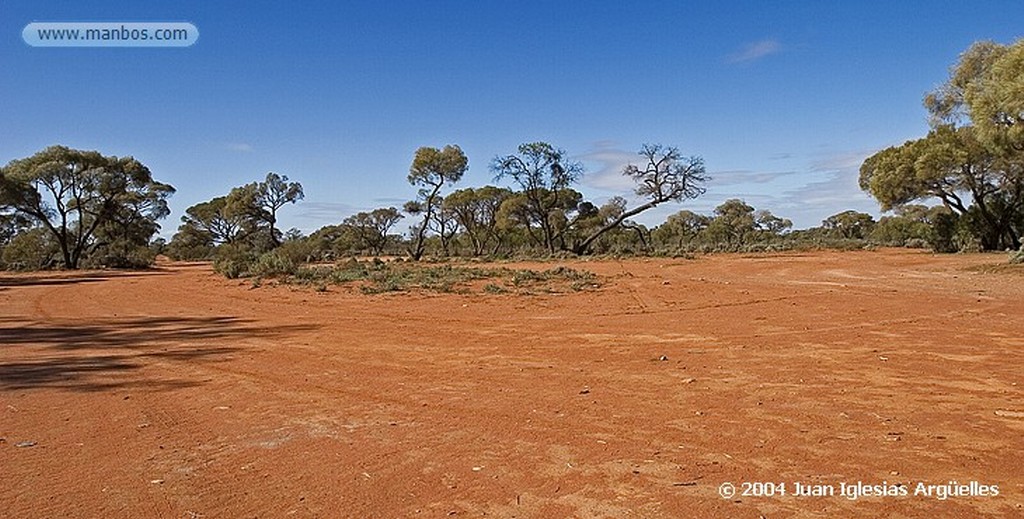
[82,241,157,269]
[213,244,257,279]
[2,228,59,270]
[251,250,297,277]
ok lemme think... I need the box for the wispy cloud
[579,142,638,192]
[711,169,799,186]
[225,142,254,153]
[727,39,782,64]
[293,201,359,223]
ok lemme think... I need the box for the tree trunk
[573,201,659,255]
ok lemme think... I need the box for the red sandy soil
[1,249,1022,518]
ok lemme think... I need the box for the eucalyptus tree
[572,144,707,254]
[405,145,468,260]
[0,145,174,268]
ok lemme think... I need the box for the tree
[0,145,174,269]
[178,196,251,246]
[572,144,708,254]
[406,145,468,260]
[703,199,757,246]
[653,210,711,249]
[863,39,1024,250]
[491,142,584,253]
[926,39,1024,153]
[822,210,876,239]
[444,186,512,256]
[755,209,793,236]
[343,207,403,254]
[254,172,304,246]
[860,125,1021,249]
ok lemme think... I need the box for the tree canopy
[0,145,174,268]
[861,38,1024,250]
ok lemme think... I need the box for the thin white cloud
[711,169,799,186]
[293,201,359,223]
[579,142,638,192]
[727,39,782,64]
[225,142,254,153]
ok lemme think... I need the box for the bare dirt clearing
[1,250,1022,518]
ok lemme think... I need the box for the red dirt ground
[1,249,1022,518]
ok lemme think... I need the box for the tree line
[2,38,1022,272]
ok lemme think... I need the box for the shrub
[82,241,157,269]
[1010,246,1024,265]
[213,244,257,279]
[251,250,297,277]
[1,228,59,270]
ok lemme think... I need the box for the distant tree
[343,207,403,254]
[652,209,711,249]
[822,210,876,239]
[178,196,251,246]
[254,172,304,246]
[306,224,358,259]
[755,209,793,236]
[703,199,757,246]
[444,186,512,256]
[406,145,468,260]
[572,144,708,254]
[491,142,584,253]
[0,145,174,269]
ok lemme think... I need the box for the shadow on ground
[0,269,169,290]
[0,315,317,392]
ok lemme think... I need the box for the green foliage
[861,38,1024,251]
[282,259,600,294]
[1,227,59,270]
[343,207,403,254]
[0,145,174,269]
[444,186,512,256]
[251,250,297,277]
[82,240,157,269]
[407,145,469,260]
[491,142,585,253]
[212,243,257,279]
[165,225,215,260]
[822,211,876,239]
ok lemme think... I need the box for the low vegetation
[232,257,600,295]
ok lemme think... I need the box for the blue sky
[2,1,1023,237]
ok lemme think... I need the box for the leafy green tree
[307,223,358,259]
[863,39,1024,250]
[255,172,304,246]
[1,227,59,270]
[822,210,876,239]
[0,145,174,269]
[703,199,757,246]
[222,173,304,249]
[177,195,252,246]
[860,125,1021,249]
[755,209,793,236]
[491,142,584,253]
[652,210,711,249]
[572,144,708,254]
[444,186,512,256]
[926,39,1024,153]
[406,145,468,260]
[343,207,403,254]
